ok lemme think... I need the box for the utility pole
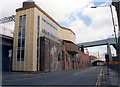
[112,0,120,60]
[112,0,120,73]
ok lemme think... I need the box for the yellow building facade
[12,1,76,71]
[61,27,76,43]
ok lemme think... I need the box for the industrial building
[0,27,13,72]
[12,0,91,72]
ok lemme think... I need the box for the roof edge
[16,3,76,36]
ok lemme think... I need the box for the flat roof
[61,27,75,35]
[0,34,13,40]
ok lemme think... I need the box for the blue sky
[93,0,112,6]
[59,0,112,26]
[0,0,118,57]
[77,13,92,26]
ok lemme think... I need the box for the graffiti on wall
[50,46,61,71]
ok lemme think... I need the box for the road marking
[73,70,88,76]
[73,67,97,76]
[73,72,81,76]
[95,67,103,87]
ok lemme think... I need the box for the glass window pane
[22,27,25,37]
[21,49,24,61]
[17,50,20,61]
[22,38,25,48]
[18,29,21,37]
[37,16,40,37]
[17,15,26,61]
[37,38,39,47]
[37,16,40,59]
[18,39,21,47]
[23,15,26,27]
[19,16,22,26]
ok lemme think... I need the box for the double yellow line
[95,67,103,87]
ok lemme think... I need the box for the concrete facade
[12,1,90,72]
[13,7,37,71]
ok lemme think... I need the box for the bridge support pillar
[81,45,84,53]
[107,44,112,61]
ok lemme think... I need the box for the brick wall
[62,40,91,71]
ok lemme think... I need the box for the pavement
[100,66,120,87]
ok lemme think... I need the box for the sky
[0,0,119,57]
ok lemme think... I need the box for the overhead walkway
[77,38,117,50]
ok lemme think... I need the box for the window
[18,39,21,47]
[22,38,25,47]
[37,16,40,47]
[17,50,20,61]
[17,15,26,61]
[37,16,40,71]
[21,50,24,61]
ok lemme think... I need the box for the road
[3,66,103,86]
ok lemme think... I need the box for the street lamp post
[91,5,118,58]
[112,0,120,74]
[109,5,118,47]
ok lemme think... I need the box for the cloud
[0,0,25,18]
[88,46,107,57]
[36,0,93,21]
[68,3,117,44]
[0,0,117,56]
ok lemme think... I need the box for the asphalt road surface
[3,66,103,86]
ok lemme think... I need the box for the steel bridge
[77,38,116,49]
[77,38,117,62]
